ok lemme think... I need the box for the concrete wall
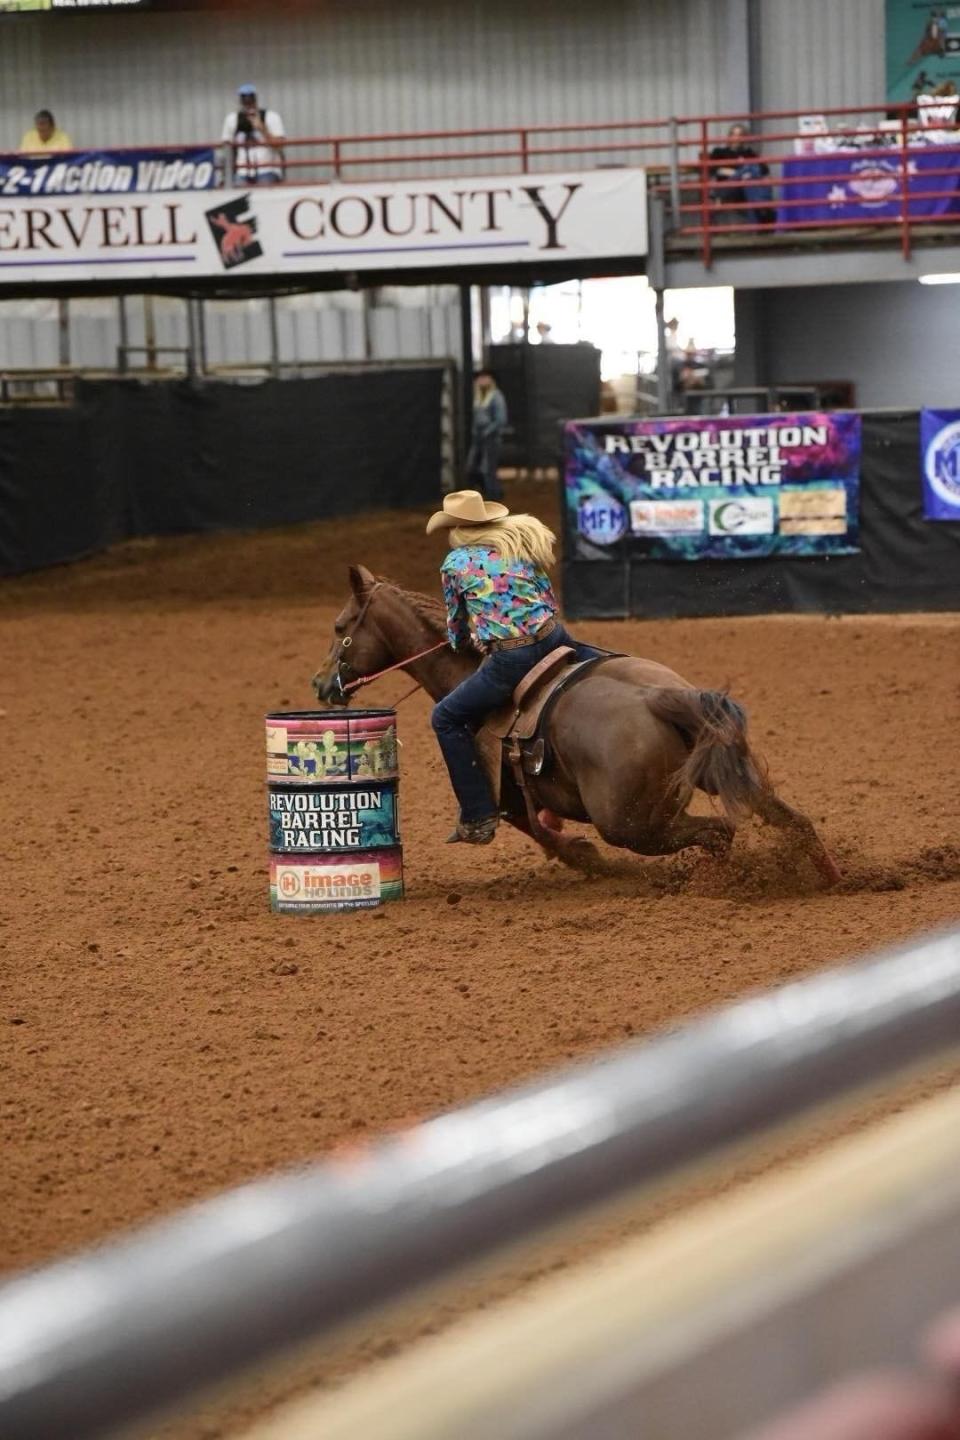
[735,281,960,410]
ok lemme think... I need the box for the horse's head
[311,565,393,707]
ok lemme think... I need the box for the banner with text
[0,146,217,198]
[920,407,960,519]
[565,412,862,561]
[0,167,647,285]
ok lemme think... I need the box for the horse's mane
[376,577,447,635]
[375,575,483,654]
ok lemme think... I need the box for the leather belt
[485,617,558,652]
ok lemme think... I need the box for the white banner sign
[0,167,647,285]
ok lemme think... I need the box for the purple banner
[564,411,862,561]
[778,146,960,227]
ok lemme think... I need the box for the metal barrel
[265,709,403,913]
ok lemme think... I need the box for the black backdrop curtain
[0,370,443,577]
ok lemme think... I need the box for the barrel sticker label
[274,730,350,782]
[348,722,398,780]
[275,861,381,906]
[269,786,398,851]
[266,725,289,777]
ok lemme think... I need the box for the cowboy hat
[425,489,509,535]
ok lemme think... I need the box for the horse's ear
[349,564,376,597]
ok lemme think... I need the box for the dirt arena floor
[2,479,959,1437]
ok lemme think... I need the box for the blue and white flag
[920,408,960,520]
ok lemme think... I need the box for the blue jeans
[431,625,604,822]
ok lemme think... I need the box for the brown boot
[446,815,498,845]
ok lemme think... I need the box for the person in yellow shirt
[19,110,72,153]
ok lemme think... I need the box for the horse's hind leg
[754,792,841,886]
[658,813,735,860]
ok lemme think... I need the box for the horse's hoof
[815,851,842,886]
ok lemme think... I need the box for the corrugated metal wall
[755,0,885,113]
[0,291,464,371]
[0,0,729,153]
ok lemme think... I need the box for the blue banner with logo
[920,408,960,519]
[0,146,217,197]
[565,412,861,561]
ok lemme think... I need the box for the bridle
[323,581,449,704]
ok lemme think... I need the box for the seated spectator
[19,109,72,153]
[222,84,285,185]
[709,122,773,228]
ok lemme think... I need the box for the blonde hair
[450,513,556,571]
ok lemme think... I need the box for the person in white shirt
[222,84,285,185]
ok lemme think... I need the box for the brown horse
[312,566,840,884]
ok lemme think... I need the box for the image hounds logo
[205,194,262,269]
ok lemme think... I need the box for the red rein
[341,640,449,696]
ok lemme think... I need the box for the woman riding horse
[427,489,601,845]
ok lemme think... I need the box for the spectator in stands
[466,368,508,501]
[19,109,72,153]
[664,314,681,386]
[677,340,712,410]
[709,122,773,228]
[222,84,285,185]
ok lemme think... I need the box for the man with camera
[222,83,285,185]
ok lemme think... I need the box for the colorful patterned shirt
[441,545,559,649]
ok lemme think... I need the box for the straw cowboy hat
[425,489,509,535]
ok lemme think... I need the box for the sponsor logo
[577,496,627,545]
[779,485,848,535]
[205,194,263,269]
[848,160,900,205]
[630,499,704,535]
[708,497,775,536]
[924,419,960,512]
[275,863,381,902]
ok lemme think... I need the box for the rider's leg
[431,640,557,840]
[431,661,516,835]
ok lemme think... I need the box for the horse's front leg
[502,810,606,874]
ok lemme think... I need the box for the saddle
[476,648,613,839]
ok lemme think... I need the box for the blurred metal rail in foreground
[1,927,958,1440]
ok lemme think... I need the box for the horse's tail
[646,687,770,825]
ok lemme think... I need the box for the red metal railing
[649,101,960,266]
[3,103,959,269]
[273,104,960,267]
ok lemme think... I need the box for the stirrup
[446,815,498,845]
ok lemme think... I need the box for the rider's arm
[441,563,472,650]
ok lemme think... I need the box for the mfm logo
[205,194,262,269]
